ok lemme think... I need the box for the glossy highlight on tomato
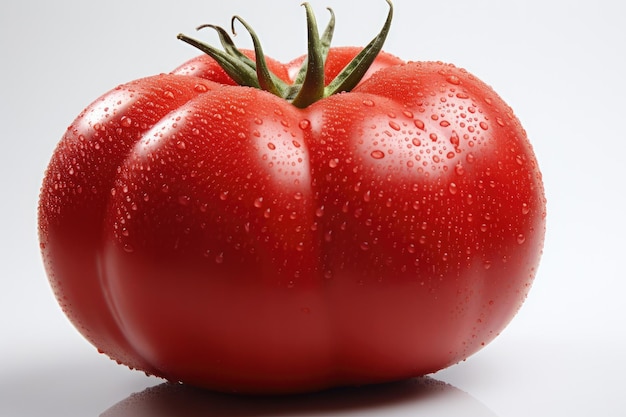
[38,1,545,394]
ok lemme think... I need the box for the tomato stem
[176,0,393,108]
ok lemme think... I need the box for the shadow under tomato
[101,377,498,417]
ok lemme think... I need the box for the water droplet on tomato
[328,158,339,168]
[414,119,426,130]
[254,197,264,208]
[517,234,526,244]
[454,163,465,176]
[194,83,208,93]
[479,121,489,130]
[389,121,401,131]
[448,182,458,195]
[360,241,370,251]
[362,99,375,107]
[120,116,132,127]
[178,195,190,206]
[370,150,385,159]
[446,75,461,85]
[215,253,224,264]
[298,119,310,130]
[522,203,530,215]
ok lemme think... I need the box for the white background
[1,0,625,415]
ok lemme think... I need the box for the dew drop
[298,119,310,130]
[362,99,375,107]
[267,142,276,150]
[446,75,461,85]
[479,121,489,130]
[360,241,370,251]
[120,116,132,127]
[522,203,530,215]
[194,83,209,93]
[414,119,425,130]
[328,158,339,168]
[454,163,465,176]
[448,182,458,195]
[389,121,401,131]
[253,197,264,208]
[370,150,385,159]
[412,137,422,147]
[215,253,224,264]
[517,234,526,244]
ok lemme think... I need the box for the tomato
[38,1,545,393]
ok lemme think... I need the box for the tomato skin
[39,49,545,393]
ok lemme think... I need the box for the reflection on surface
[101,377,498,417]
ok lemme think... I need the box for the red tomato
[38,3,545,394]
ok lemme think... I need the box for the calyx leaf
[177,0,393,108]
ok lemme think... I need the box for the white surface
[1,0,625,416]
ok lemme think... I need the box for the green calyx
[177,0,393,109]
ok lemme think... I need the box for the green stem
[176,0,394,108]
[291,3,326,109]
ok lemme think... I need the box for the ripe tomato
[38,2,545,393]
